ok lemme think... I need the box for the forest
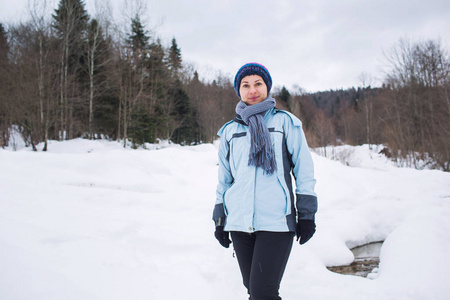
[0,0,449,171]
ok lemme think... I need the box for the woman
[213,62,318,300]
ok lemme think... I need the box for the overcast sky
[1,0,449,92]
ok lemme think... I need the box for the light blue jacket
[213,108,317,233]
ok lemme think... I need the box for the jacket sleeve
[212,125,234,227]
[283,113,318,221]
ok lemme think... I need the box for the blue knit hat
[234,62,272,98]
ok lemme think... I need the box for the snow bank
[1,138,449,299]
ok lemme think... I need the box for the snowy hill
[1,139,450,299]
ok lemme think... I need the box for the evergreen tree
[170,79,199,144]
[52,0,90,139]
[168,37,182,75]
[148,38,166,81]
[0,23,9,147]
[277,86,291,107]
[148,38,169,118]
[52,0,89,67]
[86,18,113,139]
[128,14,150,64]
[122,15,155,145]
[0,23,7,62]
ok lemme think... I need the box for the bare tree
[358,72,374,148]
[383,38,450,170]
[312,110,336,155]
[28,0,58,150]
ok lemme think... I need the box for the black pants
[230,231,294,300]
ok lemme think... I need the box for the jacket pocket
[277,176,291,215]
[222,181,236,216]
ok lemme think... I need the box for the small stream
[327,241,383,279]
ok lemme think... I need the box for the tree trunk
[89,44,95,139]
[38,31,45,147]
[60,57,65,140]
[364,99,370,148]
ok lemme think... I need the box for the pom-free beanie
[234,63,272,98]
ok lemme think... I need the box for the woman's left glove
[296,219,316,245]
[214,226,231,248]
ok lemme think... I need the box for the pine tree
[0,23,9,147]
[53,0,89,41]
[171,79,200,145]
[0,23,7,62]
[121,15,154,146]
[52,0,90,139]
[278,86,291,105]
[86,18,111,139]
[128,14,150,68]
[168,37,182,75]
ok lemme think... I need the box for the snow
[1,139,450,300]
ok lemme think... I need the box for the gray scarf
[235,96,277,174]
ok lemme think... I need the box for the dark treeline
[0,1,449,171]
[0,0,236,150]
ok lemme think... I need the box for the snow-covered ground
[1,139,449,300]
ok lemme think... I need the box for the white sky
[1,0,449,92]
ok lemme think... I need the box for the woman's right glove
[214,226,231,248]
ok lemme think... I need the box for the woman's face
[239,75,268,105]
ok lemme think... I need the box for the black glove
[296,219,316,245]
[214,226,231,248]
